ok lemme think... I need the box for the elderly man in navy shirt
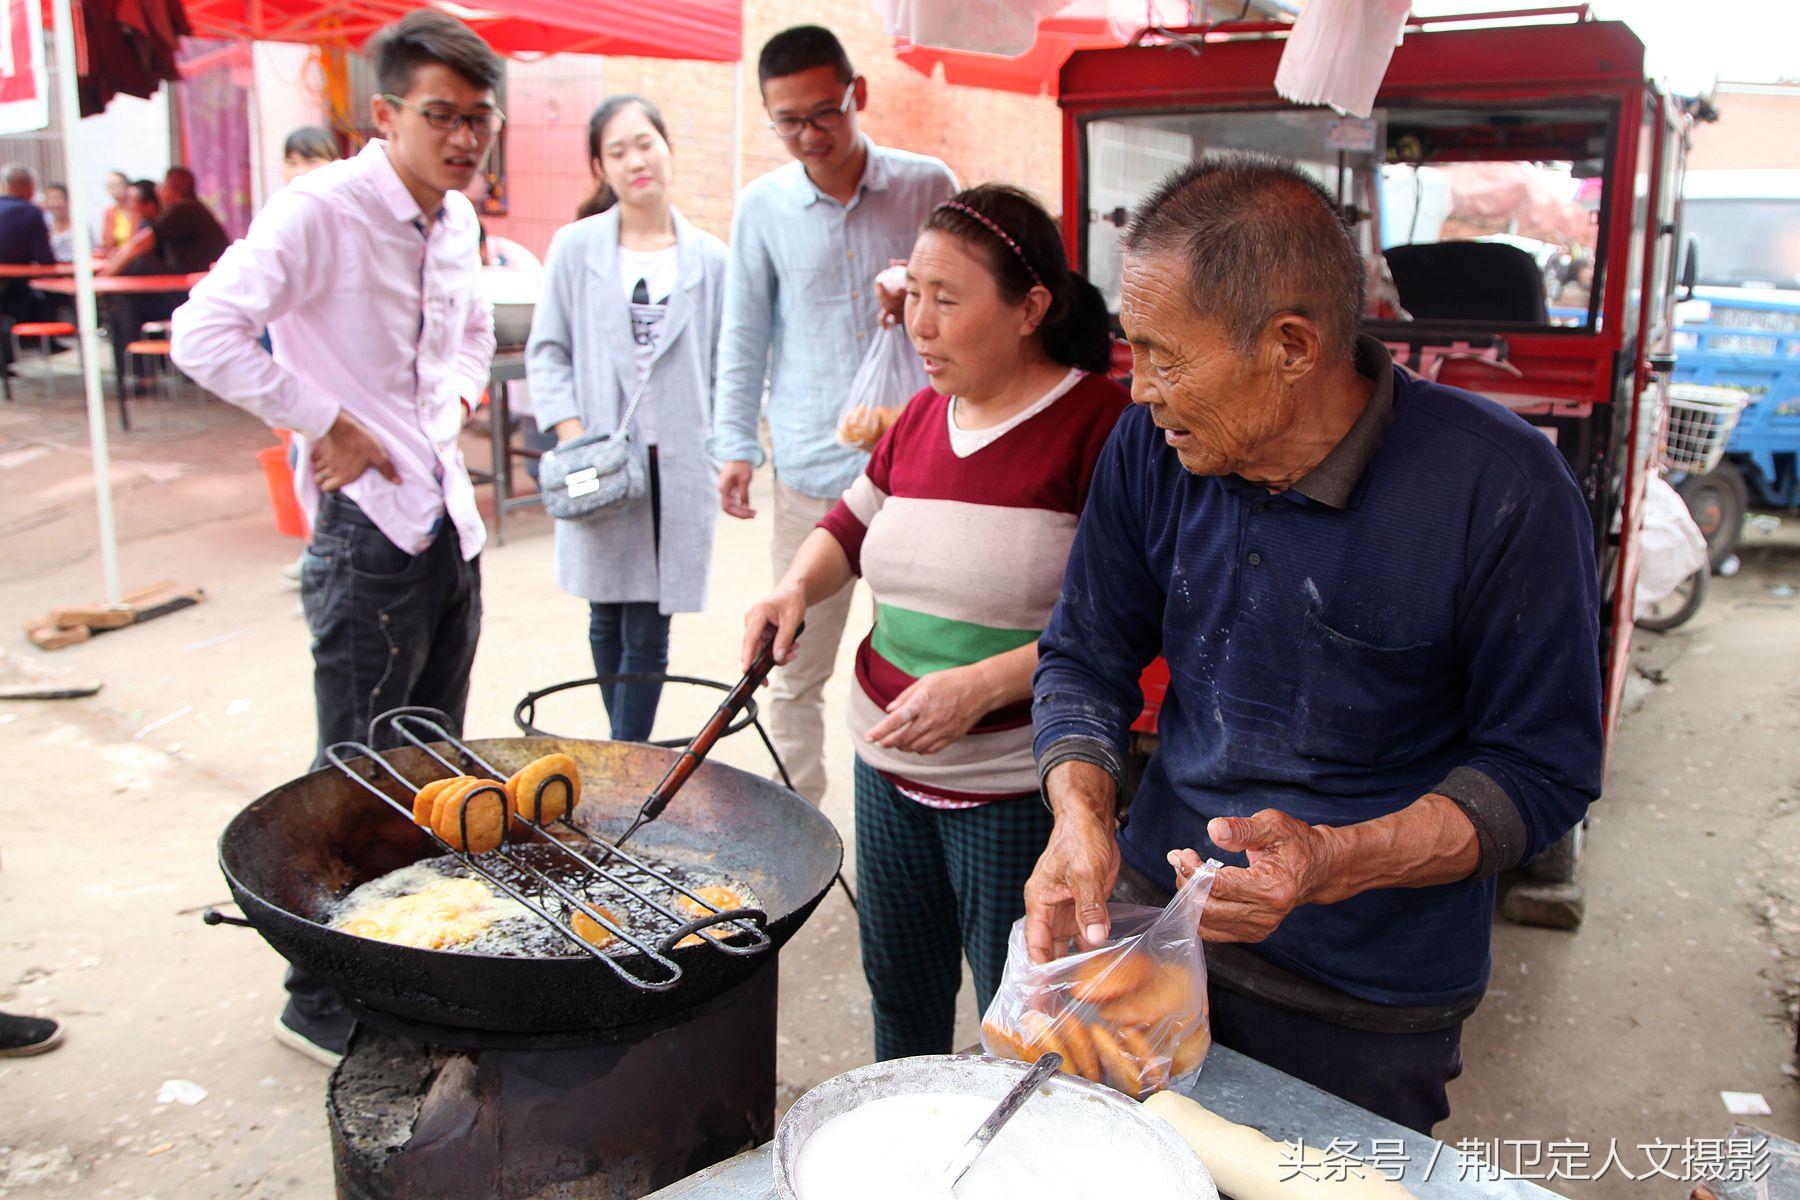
[1025,156,1603,1134]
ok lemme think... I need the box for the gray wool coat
[526,208,728,614]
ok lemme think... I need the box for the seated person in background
[0,164,54,367]
[101,168,231,393]
[44,183,74,263]
[98,171,137,252]
[101,167,229,277]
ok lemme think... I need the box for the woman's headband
[936,200,1044,289]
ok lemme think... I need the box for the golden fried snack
[836,404,899,451]
[1015,1011,1064,1071]
[570,905,620,950]
[1170,1021,1213,1077]
[428,777,484,831]
[1119,1024,1170,1092]
[1069,945,1153,1004]
[509,753,580,823]
[1088,1021,1147,1095]
[434,781,508,853]
[671,885,748,948]
[411,776,465,826]
[1015,1011,1098,1081]
[1097,961,1194,1026]
[982,1018,1028,1062]
[1053,1015,1101,1082]
[675,884,746,918]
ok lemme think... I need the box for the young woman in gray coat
[527,95,729,741]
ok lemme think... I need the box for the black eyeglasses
[767,80,856,140]
[382,94,506,135]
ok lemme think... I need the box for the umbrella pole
[48,0,122,606]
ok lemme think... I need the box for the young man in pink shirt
[171,11,501,1065]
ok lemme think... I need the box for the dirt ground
[0,384,1794,1199]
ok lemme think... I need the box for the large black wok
[218,736,842,1033]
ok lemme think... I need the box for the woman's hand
[865,665,997,754]
[742,581,807,671]
[554,417,584,445]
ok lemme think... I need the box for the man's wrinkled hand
[311,410,398,492]
[1169,809,1340,943]
[1023,808,1119,964]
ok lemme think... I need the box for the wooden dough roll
[1142,1092,1415,1200]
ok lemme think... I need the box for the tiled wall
[1687,85,1800,172]
[482,0,1066,260]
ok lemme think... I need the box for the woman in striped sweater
[742,185,1128,1059]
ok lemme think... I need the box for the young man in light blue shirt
[709,25,956,805]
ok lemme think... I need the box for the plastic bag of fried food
[980,860,1219,1100]
[834,318,916,451]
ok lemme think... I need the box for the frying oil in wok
[328,843,759,958]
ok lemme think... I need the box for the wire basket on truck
[1662,383,1748,475]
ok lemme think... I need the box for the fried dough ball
[509,753,580,823]
[1096,962,1194,1026]
[434,780,507,853]
[674,884,746,918]
[671,885,749,948]
[411,776,466,825]
[836,404,899,451]
[1170,1021,1212,1078]
[982,1018,1028,1062]
[1087,1021,1147,1094]
[1069,944,1153,1004]
[570,905,620,950]
[427,777,483,831]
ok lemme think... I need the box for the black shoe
[0,1010,65,1057]
[273,1002,351,1067]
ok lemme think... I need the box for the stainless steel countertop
[645,1045,1560,1200]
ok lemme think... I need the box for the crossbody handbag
[538,368,653,521]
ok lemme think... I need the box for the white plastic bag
[836,321,918,452]
[980,862,1219,1100]
[1273,0,1411,119]
[1634,473,1709,619]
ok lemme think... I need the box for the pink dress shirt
[172,141,495,559]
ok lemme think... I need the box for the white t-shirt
[618,244,679,447]
[945,368,1084,458]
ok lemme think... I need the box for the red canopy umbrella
[179,0,741,59]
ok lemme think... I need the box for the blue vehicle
[1670,169,1800,563]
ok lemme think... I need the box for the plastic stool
[123,338,174,428]
[11,320,75,404]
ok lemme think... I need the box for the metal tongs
[593,620,802,865]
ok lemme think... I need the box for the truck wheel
[1635,565,1708,633]
[1675,463,1747,569]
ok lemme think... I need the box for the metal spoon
[939,1052,1065,1193]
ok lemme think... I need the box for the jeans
[588,601,670,742]
[285,494,482,1034]
[300,493,482,764]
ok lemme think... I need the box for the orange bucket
[256,443,307,538]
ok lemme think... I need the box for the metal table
[472,349,541,545]
[645,1046,1559,1200]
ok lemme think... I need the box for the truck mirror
[1680,235,1699,297]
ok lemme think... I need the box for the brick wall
[482,0,1065,258]
[1687,84,1800,173]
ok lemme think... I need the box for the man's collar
[796,135,883,207]
[362,140,446,225]
[1287,334,1398,509]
